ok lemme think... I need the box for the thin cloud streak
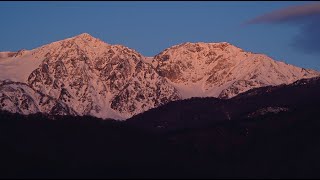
[245,2,320,24]
[245,2,320,55]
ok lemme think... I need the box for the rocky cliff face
[153,42,319,99]
[23,33,180,119]
[0,33,318,119]
[0,80,76,116]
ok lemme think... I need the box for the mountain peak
[179,41,232,46]
[73,33,96,41]
[1,34,320,120]
[76,32,93,37]
[165,41,242,53]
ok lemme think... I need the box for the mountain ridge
[0,33,319,119]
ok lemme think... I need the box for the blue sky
[0,1,319,70]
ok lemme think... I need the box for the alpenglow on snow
[0,33,319,120]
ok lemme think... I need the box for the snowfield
[0,33,319,120]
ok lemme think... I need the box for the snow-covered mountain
[152,42,319,99]
[0,33,180,120]
[0,33,319,119]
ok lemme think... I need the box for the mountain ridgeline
[0,33,319,119]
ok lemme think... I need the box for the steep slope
[2,33,180,119]
[0,80,76,115]
[0,49,44,83]
[0,34,319,120]
[152,42,320,99]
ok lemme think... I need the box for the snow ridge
[0,34,319,120]
[153,42,319,99]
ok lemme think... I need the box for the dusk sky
[0,1,319,70]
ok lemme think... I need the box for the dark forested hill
[1,77,320,178]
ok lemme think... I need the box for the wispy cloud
[245,2,320,54]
